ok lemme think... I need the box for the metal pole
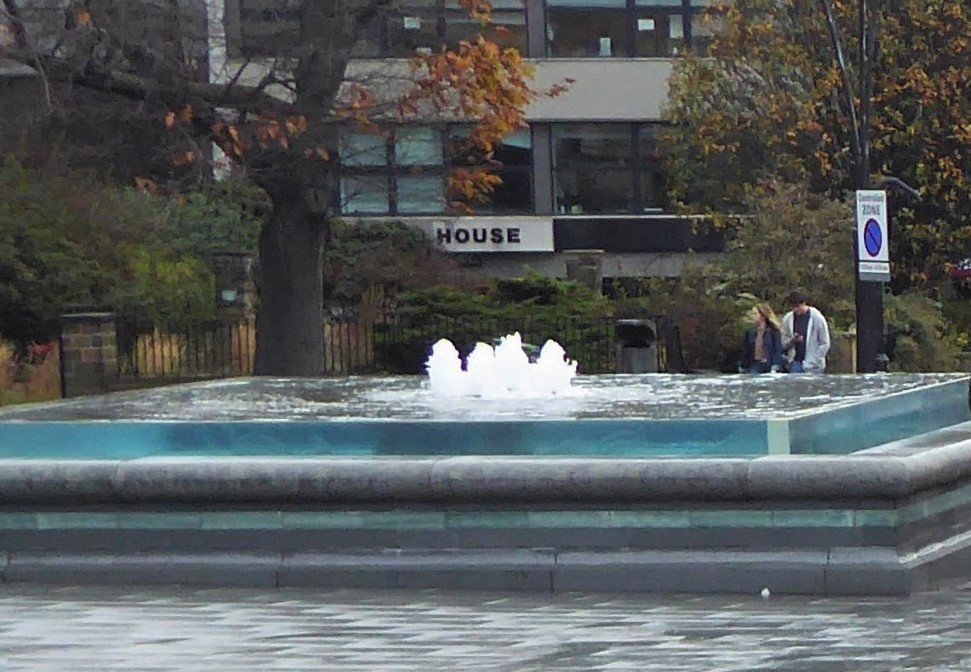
[853,0,884,373]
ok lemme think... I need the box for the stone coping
[1,426,970,505]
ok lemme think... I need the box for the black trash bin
[614,319,658,373]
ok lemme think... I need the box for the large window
[340,126,533,216]
[448,128,533,214]
[378,0,526,57]
[552,124,666,215]
[340,127,444,216]
[546,0,712,58]
[236,0,525,59]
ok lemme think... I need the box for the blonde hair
[753,303,781,332]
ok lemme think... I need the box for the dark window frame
[339,127,445,217]
[551,122,668,215]
[339,125,534,217]
[376,0,528,57]
[543,0,712,58]
[234,0,528,59]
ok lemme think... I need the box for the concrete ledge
[280,550,556,591]
[554,549,830,595]
[0,448,965,505]
[0,547,926,595]
[3,552,280,588]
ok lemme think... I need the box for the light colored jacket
[781,306,831,372]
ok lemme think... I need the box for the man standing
[781,290,831,373]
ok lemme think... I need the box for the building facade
[221,0,723,279]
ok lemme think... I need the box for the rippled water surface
[0,373,965,422]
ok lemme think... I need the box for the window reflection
[396,127,443,166]
[554,125,633,214]
[544,0,714,58]
[449,127,533,213]
[633,10,683,57]
[444,0,527,50]
[385,0,441,57]
[341,175,391,215]
[553,124,667,215]
[397,175,446,213]
[340,131,389,167]
[382,0,526,57]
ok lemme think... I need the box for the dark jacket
[740,326,784,372]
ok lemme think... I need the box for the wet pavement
[0,584,970,671]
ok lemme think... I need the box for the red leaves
[303,147,331,162]
[163,105,193,129]
[212,120,246,159]
[171,151,196,167]
[74,9,93,27]
[133,177,158,194]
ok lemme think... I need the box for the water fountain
[0,351,969,595]
[426,333,578,399]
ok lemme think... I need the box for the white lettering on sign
[427,217,553,252]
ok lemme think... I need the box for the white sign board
[428,217,554,253]
[855,190,890,282]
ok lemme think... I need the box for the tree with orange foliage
[0,0,555,375]
[664,0,970,372]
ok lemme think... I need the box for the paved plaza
[0,584,969,671]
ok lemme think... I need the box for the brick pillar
[212,252,257,320]
[59,312,117,398]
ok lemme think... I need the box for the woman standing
[739,303,784,374]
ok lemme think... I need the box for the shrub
[0,339,61,406]
[885,293,962,372]
[0,157,266,340]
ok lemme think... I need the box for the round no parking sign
[856,191,890,282]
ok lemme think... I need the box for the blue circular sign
[863,218,882,257]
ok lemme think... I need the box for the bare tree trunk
[253,193,327,376]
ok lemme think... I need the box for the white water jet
[425,332,578,398]
[426,339,469,397]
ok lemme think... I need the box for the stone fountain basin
[0,373,969,596]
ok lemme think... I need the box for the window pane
[634,11,683,56]
[446,127,531,213]
[351,18,383,57]
[547,8,628,57]
[554,125,633,214]
[448,127,530,161]
[341,176,390,215]
[444,9,526,50]
[547,0,625,7]
[386,1,440,57]
[238,0,301,57]
[396,127,443,166]
[637,127,666,211]
[397,175,445,213]
[340,131,388,167]
[488,129,533,213]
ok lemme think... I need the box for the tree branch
[818,0,864,187]
[35,58,295,116]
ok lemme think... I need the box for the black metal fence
[116,312,676,384]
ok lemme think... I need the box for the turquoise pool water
[0,374,966,459]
